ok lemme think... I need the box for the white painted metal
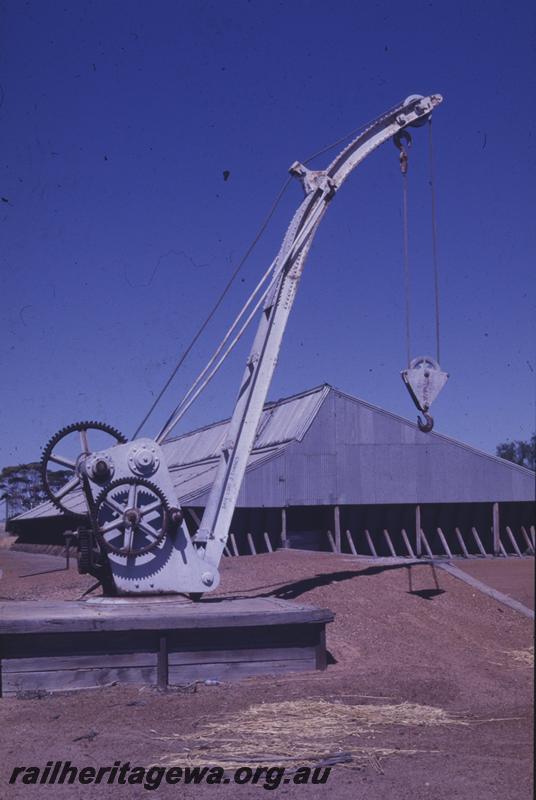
[197,94,443,568]
[401,356,449,413]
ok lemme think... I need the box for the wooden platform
[0,597,334,696]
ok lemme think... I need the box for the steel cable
[428,119,441,364]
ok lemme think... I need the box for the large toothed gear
[41,421,127,515]
[95,477,170,557]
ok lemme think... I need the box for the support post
[334,505,341,553]
[492,502,500,557]
[420,528,434,558]
[281,507,288,549]
[326,530,337,553]
[401,528,415,558]
[247,532,256,555]
[471,527,487,557]
[364,529,377,558]
[505,526,522,557]
[455,527,470,558]
[263,531,273,553]
[383,528,397,558]
[157,635,168,690]
[520,526,535,555]
[436,527,453,558]
[415,505,422,557]
[345,529,357,556]
[530,526,535,549]
[230,533,239,556]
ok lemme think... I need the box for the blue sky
[1,0,534,469]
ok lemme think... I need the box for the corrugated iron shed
[14,384,535,522]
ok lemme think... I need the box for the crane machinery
[40,93,447,598]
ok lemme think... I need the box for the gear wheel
[41,421,127,516]
[95,477,170,557]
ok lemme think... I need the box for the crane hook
[393,130,412,175]
[417,411,434,433]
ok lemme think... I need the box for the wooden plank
[364,529,377,558]
[3,651,157,673]
[345,529,357,557]
[400,528,415,558]
[455,527,470,558]
[436,527,453,558]
[229,533,239,556]
[326,530,337,553]
[521,526,535,555]
[471,527,487,557]
[415,505,422,557]
[263,532,273,553]
[492,502,500,556]
[419,529,434,558]
[0,598,335,635]
[247,533,257,555]
[382,529,397,558]
[315,627,327,670]
[157,635,168,689]
[168,646,316,666]
[168,658,314,685]
[3,666,157,694]
[437,563,534,620]
[505,526,522,557]
[334,506,341,554]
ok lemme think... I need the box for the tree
[0,462,71,519]
[496,434,536,471]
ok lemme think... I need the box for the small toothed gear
[41,421,127,515]
[95,477,170,557]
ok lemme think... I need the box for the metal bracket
[289,161,337,198]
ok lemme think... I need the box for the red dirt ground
[0,548,533,799]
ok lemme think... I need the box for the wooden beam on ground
[415,505,422,557]
[326,530,337,553]
[492,502,500,556]
[437,563,534,620]
[382,528,397,558]
[401,528,415,558]
[247,533,257,555]
[521,527,535,555]
[471,527,487,557]
[334,506,341,554]
[419,529,434,558]
[505,526,522,557]
[364,529,377,558]
[230,533,239,557]
[455,527,470,558]
[345,530,357,556]
[263,532,273,553]
[436,527,453,558]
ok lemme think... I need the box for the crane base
[0,597,334,696]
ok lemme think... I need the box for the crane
[40,93,444,597]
